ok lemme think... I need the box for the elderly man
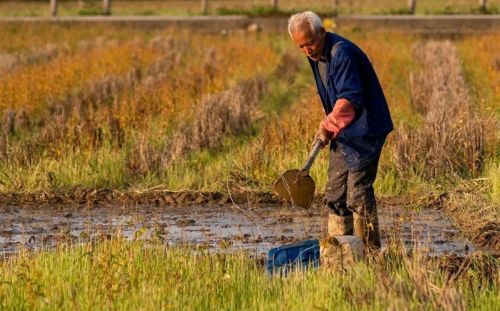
[288,11,393,249]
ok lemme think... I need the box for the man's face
[291,24,325,61]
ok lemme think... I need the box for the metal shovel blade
[274,140,322,209]
[274,169,315,209]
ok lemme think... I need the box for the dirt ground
[0,200,474,257]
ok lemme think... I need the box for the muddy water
[0,203,473,257]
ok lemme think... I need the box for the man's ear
[319,27,326,37]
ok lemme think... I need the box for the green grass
[0,143,130,191]
[0,239,498,310]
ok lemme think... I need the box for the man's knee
[348,185,376,214]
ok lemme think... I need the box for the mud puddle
[0,203,473,256]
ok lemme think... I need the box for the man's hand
[322,98,356,137]
[315,122,333,148]
[314,98,356,148]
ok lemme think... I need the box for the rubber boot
[353,211,381,250]
[328,213,353,237]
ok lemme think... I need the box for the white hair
[288,11,323,37]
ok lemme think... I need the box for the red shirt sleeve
[321,98,356,138]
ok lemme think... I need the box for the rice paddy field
[0,22,499,309]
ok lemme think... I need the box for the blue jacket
[308,32,393,171]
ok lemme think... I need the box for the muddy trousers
[325,147,382,249]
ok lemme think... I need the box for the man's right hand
[315,122,333,148]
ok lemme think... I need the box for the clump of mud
[0,189,281,207]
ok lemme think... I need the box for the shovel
[274,139,323,208]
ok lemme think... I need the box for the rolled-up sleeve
[332,51,364,111]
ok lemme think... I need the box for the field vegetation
[0,26,498,242]
[0,25,281,191]
[0,0,499,17]
[0,24,498,309]
[0,238,498,310]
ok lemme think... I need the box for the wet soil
[0,201,473,257]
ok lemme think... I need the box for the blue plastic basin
[266,239,320,276]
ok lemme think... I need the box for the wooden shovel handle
[301,139,323,173]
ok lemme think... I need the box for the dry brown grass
[393,40,494,181]
[443,180,500,250]
[0,36,179,164]
[0,39,106,74]
[0,32,281,192]
[389,40,500,251]
[125,47,296,179]
[127,77,266,176]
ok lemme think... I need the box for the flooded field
[0,202,473,257]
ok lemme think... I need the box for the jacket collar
[323,32,342,63]
[307,32,341,66]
